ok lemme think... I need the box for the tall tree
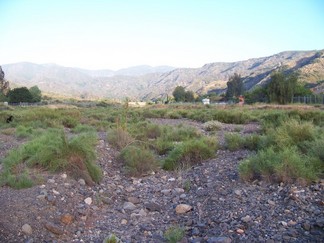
[0,66,10,95]
[226,73,244,99]
[8,87,33,103]
[29,85,42,102]
[267,71,298,104]
[172,86,186,102]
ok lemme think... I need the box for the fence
[292,95,324,104]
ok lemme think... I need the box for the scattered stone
[22,224,32,235]
[47,179,55,184]
[121,219,128,225]
[84,197,92,205]
[303,222,311,231]
[61,173,67,179]
[78,179,86,186]
[128,196,140,204]
[168,178,176,182]
[138,208,147,217]
[173,188,185,194]
[175,204,192,214]
[268,200,276,206]
[44,222,64,235]
[207,236,232,243]
[280,221,288,227]
[234,189,242,197]
[60,213,74,225]
[241,215,251,223]
[161,189,172,195]
[145,202,162,212]
[52,189,60,195]
[288,220,297,226]
[123,202,137,211]
[236,228,244,234]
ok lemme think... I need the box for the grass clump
[118,145,158,176]
[0,129,102,188]
[164,225,185,243]
[239,119,323,184]
[225,133,243,151]
[163,137,218,170]
[203,120,222,131]
[225,133,260,151]
[239,147,320,183]
[107,127,134,150]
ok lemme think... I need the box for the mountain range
[2,49,324,100]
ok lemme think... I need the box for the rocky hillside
[2,50,324,100]
[143,50,324,100]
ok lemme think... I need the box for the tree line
[0,66,42,103]
[171,69,314,104]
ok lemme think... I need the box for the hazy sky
[1,0,323,70]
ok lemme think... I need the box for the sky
[0,0,323,70]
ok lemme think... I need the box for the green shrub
[203,120,222,131]
[15,125,34,138]
[164,226,185,243]
[239,147,320,183]
[72,124,97,134]
[0,129,102,188]
[107,127,134,150]
[153,137,174,155]
[163,137,218,170]
[225,133,243,151]
[61,116,78,128]
[119,145,158,176]
[243,134,261,150]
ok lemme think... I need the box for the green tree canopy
[8,87,33,103]
[172,86,196,102]
[29,85,42,102]
[226,73,244,99]
[173,86,186,102]
[185,91,195,102]
[267,71,298,104]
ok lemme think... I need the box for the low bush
[203,120,222,131]
[225,133,243,151]
[0,129,102,188]
[239,147,320,183]
[164,225,185,243]
[72,124,97,134]
[163,137,218,170]
[15,125,34,138]
[118,145,158,176]
[107,127,134,150]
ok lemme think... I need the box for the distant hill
[2,50,324,100]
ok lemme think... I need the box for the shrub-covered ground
[0,102,323,242]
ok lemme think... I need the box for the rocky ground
[0,119,323,243]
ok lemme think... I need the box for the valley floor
[0,119,323,243]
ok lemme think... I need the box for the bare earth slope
[0,120,323,242]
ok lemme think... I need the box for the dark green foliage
[8,87,33,103]
[185,91,195,102]
[267,71,298,104]
[163,137,218,170]
[239,119,323,183]
[244,86,268,104]
[173,86,186,102]
[0,129,102,188]
[226,73,244,99]
[29,85,42,102]
[172,86,196,102]
[164,226,185,243]
[119,145,158,176]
